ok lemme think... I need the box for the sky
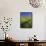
[20,12,32,17]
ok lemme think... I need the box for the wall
[0,0,46,40]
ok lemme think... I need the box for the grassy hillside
[20,16,32,28]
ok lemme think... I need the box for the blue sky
[20,12,32,17]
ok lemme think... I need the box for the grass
[20,16,32,28]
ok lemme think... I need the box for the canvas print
[20,12,32,28]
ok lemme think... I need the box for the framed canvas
[20,12,32,28]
